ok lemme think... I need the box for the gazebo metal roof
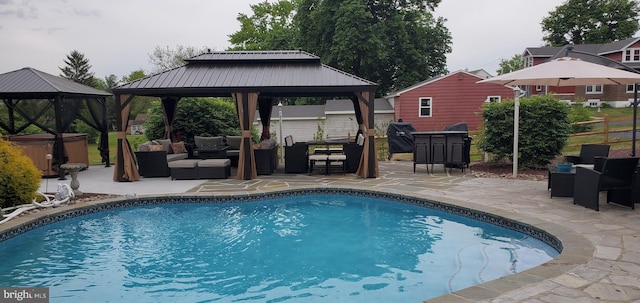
[0,67,112,179]
[0,67,111,99]
[114,50,376,97]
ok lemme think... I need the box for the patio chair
[565,144,610,165]
[573,157,639,211]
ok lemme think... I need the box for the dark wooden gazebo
[112,50,378,181]
[0,67,111,179]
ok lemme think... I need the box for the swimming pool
[0,191,559,302]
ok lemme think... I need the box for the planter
[556,163,573,172]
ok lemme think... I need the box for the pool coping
[0,185,593,303]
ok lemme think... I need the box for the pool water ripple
[0,194,558,303]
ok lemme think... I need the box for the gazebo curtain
[355,91,379,178]
[258,97,274,140]
[161,97,179,140]
[350,97,365,138]
[77,97,110,166]
[52,97,83,178]
[233,92,259,180]
[113,94,140,182]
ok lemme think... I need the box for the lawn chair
[565,144,610,165]
[573,157,639,211]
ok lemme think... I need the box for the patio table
[548,166,576,198]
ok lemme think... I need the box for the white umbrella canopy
[478,57,640,86]
[478,57,640,177]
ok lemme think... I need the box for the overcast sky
[1,0,579,81]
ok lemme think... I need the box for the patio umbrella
[478,57,640,176]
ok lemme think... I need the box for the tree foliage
[296,0,450,95]
[148,45,208,73]
[228,0,300,50]
[478,95,571,168]
[143,98,239,145]
[541,0,640,46]
[227,0,450,97]
[59,50,95,87]
[497,54,524,75]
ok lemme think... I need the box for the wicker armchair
[565,144,610,165]
[254,139,278,175]
[573,157,639,211]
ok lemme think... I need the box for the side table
[548,167,576,198]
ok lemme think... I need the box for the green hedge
[478,94,571,168]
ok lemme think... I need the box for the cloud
[31,27,66,34]
[0,1,38,19]
[72,8,100,17]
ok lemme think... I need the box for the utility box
[7,133,89,177]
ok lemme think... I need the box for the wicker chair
[573,157,639,211]
[565,144,610,165]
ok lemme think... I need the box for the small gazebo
[0,67,111,179]
[112,50,379,181]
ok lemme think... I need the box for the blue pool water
[0,194,558,303]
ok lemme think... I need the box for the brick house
[384,70,516,132]
[523,37,640,107]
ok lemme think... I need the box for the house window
[535,85,543,91]
[624,48,640,62]
[586,85,603,94]
[524,56,533,67]
[486,96,501,103]
[419,97,432,117]
[628,84,638,93]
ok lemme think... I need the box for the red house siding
[393,71,515,132]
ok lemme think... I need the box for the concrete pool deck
[10,160,640,302]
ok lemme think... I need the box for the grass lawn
[87,132,148,165]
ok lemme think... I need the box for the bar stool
[308,154,329,174]
[327,154,347,175]
[430,135,446,172]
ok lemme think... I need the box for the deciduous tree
[228,0,300,50]
[541,0,640,46]
[296,0,451,95]
[148,45,208,73]
[497,54,524,75]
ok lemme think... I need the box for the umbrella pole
[634,84,638,157]
[513,91,520,177]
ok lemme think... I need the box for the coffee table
[548,166,576,198]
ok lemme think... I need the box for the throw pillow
[225,136,242,150]
[153,139,173,154]
[148,144,165,152]
[194,136,224,148]
[170,141,187,154]
[138,141,152,152]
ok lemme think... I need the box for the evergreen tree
[59,50,95,87]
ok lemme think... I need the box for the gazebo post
[54,95,67,180]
